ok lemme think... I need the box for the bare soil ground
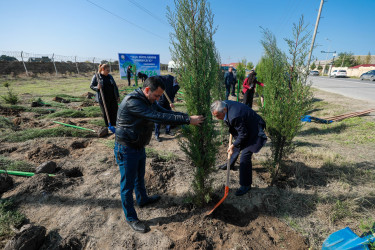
[1,76,374,249]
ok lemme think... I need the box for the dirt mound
[158,209,309,250]
[70,140,89,149]
[27,143,69,163]
[15,174,75,195]
[0,174,14,195]
[145,157,175,193]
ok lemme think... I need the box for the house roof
[349,64,375,69]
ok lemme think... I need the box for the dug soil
[1,114,309,249]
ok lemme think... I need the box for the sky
[1,0,374,65]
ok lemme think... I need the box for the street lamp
[321,50,336,76]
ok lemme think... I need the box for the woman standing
[90,64,120,127]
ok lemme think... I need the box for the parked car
[309,70,319,76]
[330,70,347,78]
[359,70,375,81]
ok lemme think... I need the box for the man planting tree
[211,100,267,196]
[114,76,204,233]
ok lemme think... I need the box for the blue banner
[118,53,160,79]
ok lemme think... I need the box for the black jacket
[157,75,180,109]
[116,88,190,149]
[224,100,266,153]
[90,74,119,103]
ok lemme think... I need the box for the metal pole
[20,51,29,76]
[52,53,58,76]
[328,55,335,77]
[75,56,80,74]
[93,57,96,72]
[306,0,324,74]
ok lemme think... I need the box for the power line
[85,0,167,40]
[127,0,169,26]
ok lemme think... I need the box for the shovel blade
[322,227,373,250]
[206,186,229,216]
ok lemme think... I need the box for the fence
[0,50,119,76]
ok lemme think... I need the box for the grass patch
[0,156,34,172]
[54,94,86,102]
[0,104,55,115]
[42,106,102,118]
[146,147,178,161]
[1,127,94,142]
[330,199,355,223]
[103,140,115,149]
[88,118,106,127]
[0,116,15,131]
[332,117,375,144]
[0,199,26,238]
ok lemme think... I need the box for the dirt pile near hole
[15,174,76,195]
[145,157,175,193]
[27,143,69,164]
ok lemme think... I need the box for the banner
[118,53,160,79]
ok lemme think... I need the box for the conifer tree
[258,17,313,183]
[167,0,220,206]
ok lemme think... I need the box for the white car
[330,70,347,78]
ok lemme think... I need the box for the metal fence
[0,50,118,76]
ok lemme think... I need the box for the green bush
[0,156,34,172]
[1,82,19,105]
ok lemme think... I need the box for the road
[309,76,375,103]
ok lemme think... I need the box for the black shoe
[166,131,174,136]
[235,186,251,196]
[231,94,236,97]
[155,136,161,142]
[126,220,147,233]
[217,163,234,170]
[138,194,161,208]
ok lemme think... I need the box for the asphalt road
[309,76,375,102]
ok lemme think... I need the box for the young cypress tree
[258,17,313,184]
[167,0,220,206]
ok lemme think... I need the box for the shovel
[206,134,233,216]
[96,72,116,133]
[322,226,375,249]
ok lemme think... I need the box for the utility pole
[306,0,324,74]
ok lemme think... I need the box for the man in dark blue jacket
[224,67,236,100]
[211,100,267,196]
[115,76,204,233]
[154,74,180,142]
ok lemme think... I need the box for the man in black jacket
[115,76,203,233]
[211,100,267,196]
[224,67,237,99]
[154,74,180,141]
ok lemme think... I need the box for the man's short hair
[143,76,166,92]
[210,100,226,113]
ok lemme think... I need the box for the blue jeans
[154,123,171,137]
[114,142,148,221]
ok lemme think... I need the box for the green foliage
[247,61,254,70]
[0,116,15,131]
[236,62,246,84]
[0,199,25,238]
[0,55,18,62]
[1,82,19,105]
[317,65,323,70]
[43,106,101,118]
[258,16,313,183]
[1,127,93,142]
[356,56,363,65]
[0,156,34,172]
[333,52,357,67]
[365,51,372,64]
[88,118,106,127]
[330,200,352,223]
[168,0,219,206]
[310,62,316,70]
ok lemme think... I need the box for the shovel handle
[96,73,111,125]
[226,134,233,187]
[163,92,177,112]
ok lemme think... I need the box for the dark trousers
[127,75,131,86]
[243,90,254,108]
[228,145,253,186]
[154,123,171,137]
[225,86,230,100]
[231,82,236,95]
[99,100,118,126]
[114,142,148,221]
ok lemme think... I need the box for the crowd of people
[90,65,266,233]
